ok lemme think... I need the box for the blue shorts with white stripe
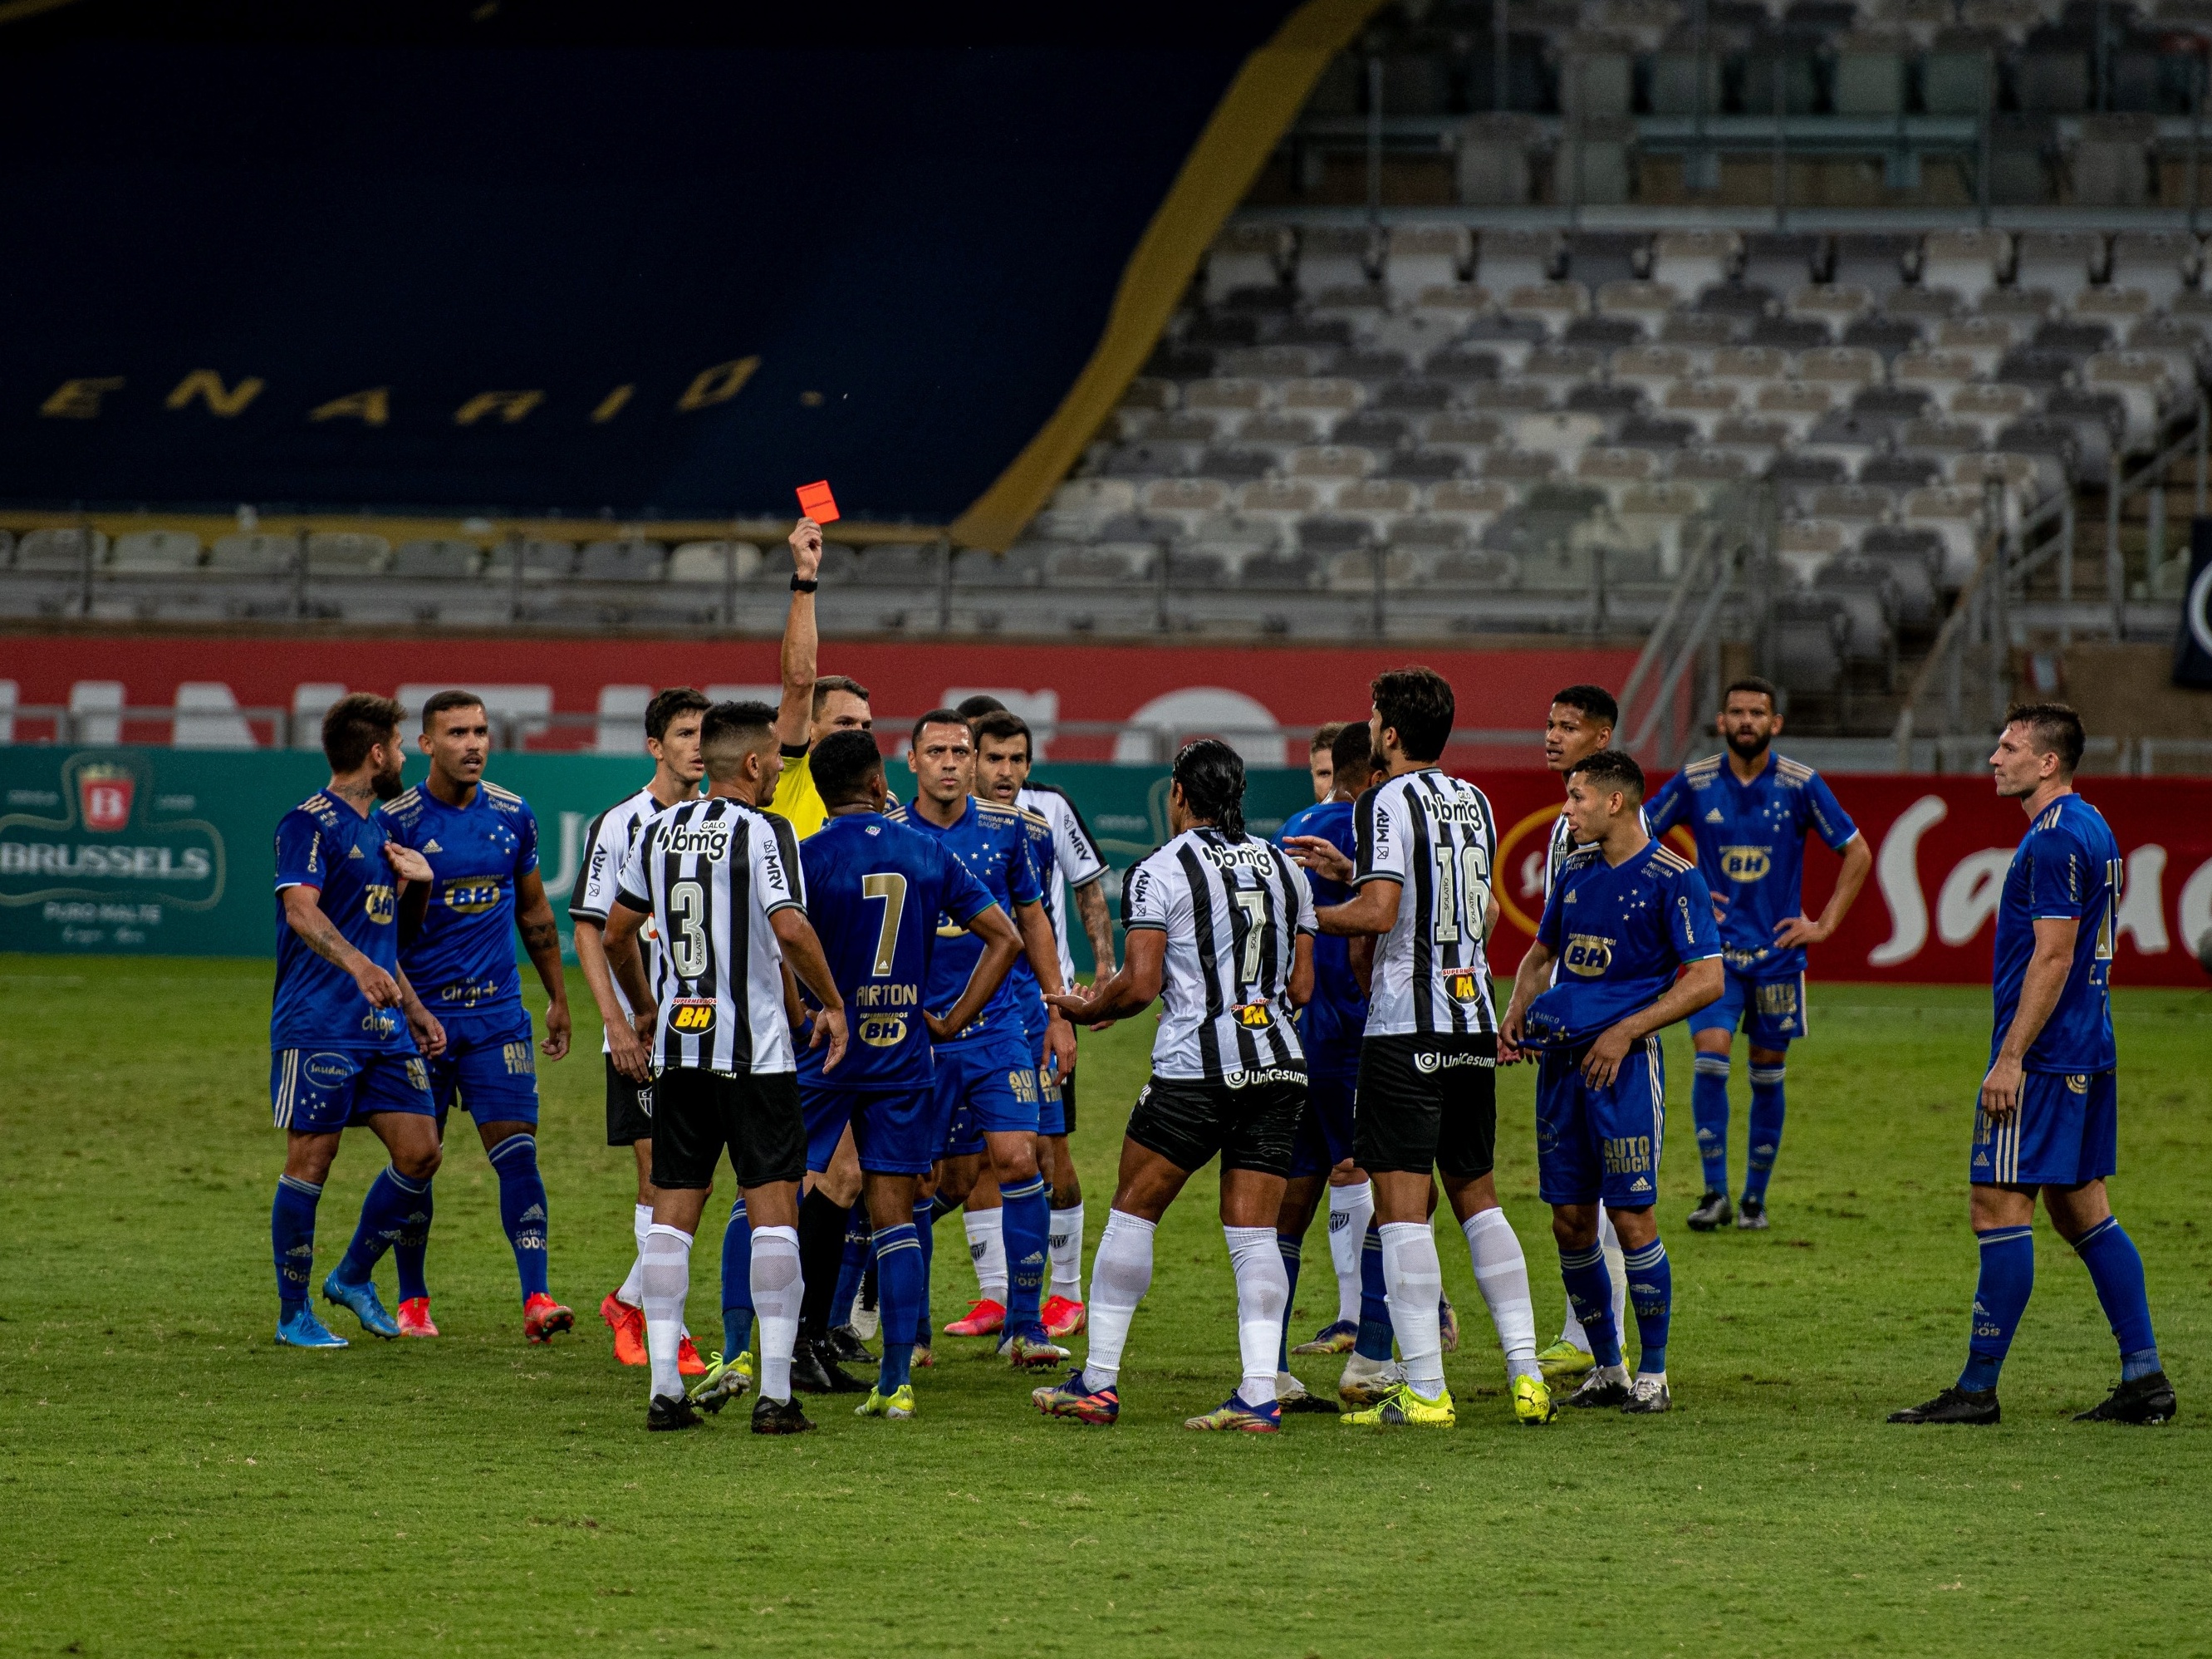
[1534,1033,1667,1209]
[270,1047,436,1134]
[1972,1069,2116,1188]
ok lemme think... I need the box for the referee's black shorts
[650,1067,807,1191]
[605,1054,654,1146]
[1126,1072,1305,1180]
[1353,1032,1498,1180]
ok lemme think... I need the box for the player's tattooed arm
[512,871,571,1060]
[1072,876,1117,981]
[281,885,402,1006]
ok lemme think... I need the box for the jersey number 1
[1429,843,1492,945]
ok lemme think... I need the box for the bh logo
[671,999,716,1033]
[1563,934,1615,977]
[1719,846,1773,881]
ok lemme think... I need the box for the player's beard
[370,756,405,800]
[1726,728,1771,763]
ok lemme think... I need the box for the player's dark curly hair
[1568,748,1646,804]
[1173,738,1246,837]
[1371,665,1454,762]
[811,729,886,808]
[2006,701,2086,776]
[645,685,709,742]
[1329,719,1373,789]
[1552,684,1618,728]
[321,692,405,773]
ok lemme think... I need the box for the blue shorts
[932,1032,1042,1158]
[1290,1065,1359,1180]
[1020,999,1069,1137]
[804,1083,937,1177]
[1535,1034,1667,1209]
[271,1047,435,1134]
[1972,1069,2117,1188]
[1689,969,1808,1048]
[424,1006,541,1129]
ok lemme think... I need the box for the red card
[796,480,840,523]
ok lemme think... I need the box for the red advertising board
[1469,770,2212,989]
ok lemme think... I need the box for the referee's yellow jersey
[770,744,828,839]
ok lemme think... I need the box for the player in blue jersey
[890,709,1076,1369]
[1645,676,1871,1233]
[1891,705,2173,1427]
[1273,721,1379,1406]
[747,730,1025,1420]
[268,694,449,1348]
[1502,749,1723,1415]
[379,690,576,1345]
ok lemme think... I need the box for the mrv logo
[0,753,225,911]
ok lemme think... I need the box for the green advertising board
[0,746,1322,971]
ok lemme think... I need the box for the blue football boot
[277,1303,349,1348]
[321,1270,400,1339]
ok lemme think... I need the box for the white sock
[1461,1207,1538,1381]
[749,1224,802,1403]
[1599,1208,1630,1336]
[1224,1224,1288,1406]
[639,1223,693,1402]
[965,1208,1008,1303]
[1081,1209,1155,1392]
[618,1202,652,1307]
[1048,1202,1086,1301]
[1379,1220,1446,1396]
[1327,1180,1373,1326]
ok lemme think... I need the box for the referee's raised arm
[777,518,824,753]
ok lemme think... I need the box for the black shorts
[1353,1032,1498,1180]
[1057,1071,1077,1137]
[650,1067,807,1191]
[1126,1072,1305,1180]
[605,1054,654,1147]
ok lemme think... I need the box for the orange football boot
[396,1297,439,1338]
[943,1298,1005,1337]
[525,1293,576,1344]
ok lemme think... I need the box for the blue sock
[1622,1238,1671,1375]
[721,1196,754,1357]
[831,1206,869,1330]
[486,1133,550,1303]
[1277,1234,1302,1372]
[873,1222,922,1392]
[1355,1222,1394,1362]
[391,1173,433,1303]
[2073,1216,2160,1379]
[337,1165,429,1288]
[272,1174,322,1311]
[912,1197,936,1347]
[1559,1243,1622,1367]
[1959,1225,2035,1391]
[1000,1176,1052,1340]
[1744,1061,1786,1205]
[1692,1053,1732,1195]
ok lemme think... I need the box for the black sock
[796,1188,848,1340]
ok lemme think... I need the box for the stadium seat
[1047,542,1152,586]
[1831,233,1919,294]
[1649,229,1739,297]
[1755,380,1838,439]
[1813,555,1901,670]
[2082,352,2173,449]
[1522,346,1605,401]
[307,532,392,575]
[1234,479,1323,544]
[208,533,298,575]
[1331,478,1419,536]
[17,528,107,572]
[1425,479,1517,537]
[392,537,483,578]
[1616,482,1702,574]
[1140,478,1232,537]
[1383,225,1469,307]
[172,680,257,749]
[1502,282,1590,337]
[1297,226,1380,297]
[109,530,202,572]
[2109,230,2199,306]
[576,539,668,582]
[1770,593,1848,695]
[1786,283,1873,341]
[1920,229,2011,304]
[480,537,576,582]
[1743,232,1827,293]
[1206,223,1291,299]
[1857,525,1945,626]
[668,540,764,584]
[1240,547,1322,589]
[1326,548,1420,592]
[1473,228,1559,296]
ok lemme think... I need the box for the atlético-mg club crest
[77,763,135,832]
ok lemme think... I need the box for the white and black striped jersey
[1353,768,1500,1037]
[1543,803,1651,899]
[1121,827,1317,1083]
[614,796,807,1075]
[1018,782,1108,986]
[569,785,669,1057]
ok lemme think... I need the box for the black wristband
[790,577,819,592]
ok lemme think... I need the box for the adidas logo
[520,1204,546,1223]
[424,839,443,853]
[1705,808,1724,822]
[1019,1249,1047,1266]
[348,845,365,859]
[1630,1177,1652,1192]
[1565,890,1578,903]
[286,1242,314,1257]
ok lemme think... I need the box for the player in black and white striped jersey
[569,686,710,1379]
[1034,739,1316,1433]
[601,701,850,1437]
[1287,666,1551,1429]
[1531,685,1637,1382]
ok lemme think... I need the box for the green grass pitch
[3,956,2210,1657]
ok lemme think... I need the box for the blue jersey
[1277,798,1367,1056]
[377,781,540,1015]
[795,811,996,1091]
[270,790,410,1053]
[885,794,1043,1045]
[1525,838,1722,1048]
[1645,749,1858,980]
[1004,805,1061,1023]
[1992,793,2119,1074]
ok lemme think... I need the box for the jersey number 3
[668,879,708,979]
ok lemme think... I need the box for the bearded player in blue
[1891,704,2173,1427]
[743,731,1023,1421]
[891,709,1076,1370]
[1645,675,1871,1233]
[269,694,448,1347]
[1503,749,1723,1416]
[378,690,576,1344]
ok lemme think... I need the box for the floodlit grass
[2,957,2209,1657]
